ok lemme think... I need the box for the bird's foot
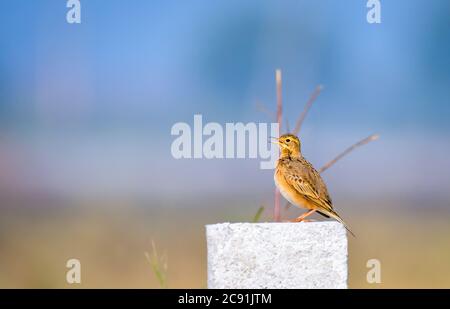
[290,209,317,222]
[289,218,315,223]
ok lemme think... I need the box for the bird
[272,133,354,236]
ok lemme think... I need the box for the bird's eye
[285,139,290,143]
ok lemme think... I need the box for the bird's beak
[269,137,285,148]
[269,136,279,144]
[271,141,281,147]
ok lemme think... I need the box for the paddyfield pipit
[273,133,354,236]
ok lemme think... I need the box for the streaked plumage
[273,133,354,236]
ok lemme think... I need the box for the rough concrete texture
[206,222,348,289]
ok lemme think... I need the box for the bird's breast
[274,167,297,207]
[274,165,309,210]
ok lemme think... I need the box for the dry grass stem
[145,240,168,288]
[319,134,380,173]
[293,85,323,135]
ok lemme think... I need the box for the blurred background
[1,0,449,288]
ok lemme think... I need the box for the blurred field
[1,196,449,288]
[1,0,449,291]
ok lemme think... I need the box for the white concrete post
[206,222,348,289]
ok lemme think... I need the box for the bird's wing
[284,168,334,213]
[282,159,355,236]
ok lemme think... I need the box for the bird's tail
[326,209,355,237]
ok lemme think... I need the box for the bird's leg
[291,209,316,222]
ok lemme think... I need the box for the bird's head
[272,134,301,157]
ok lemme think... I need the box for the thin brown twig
[319,134,380,174]
[285,201,291,210]
[255,101,277,121]
[293,85,323,135]
[276,70,283,132]
[274,69,283,222]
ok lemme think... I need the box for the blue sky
[0,1,449,201]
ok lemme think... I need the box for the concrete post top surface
[207,221,346,235]
[206,222,348,289]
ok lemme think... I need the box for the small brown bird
[273,133,354,236]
